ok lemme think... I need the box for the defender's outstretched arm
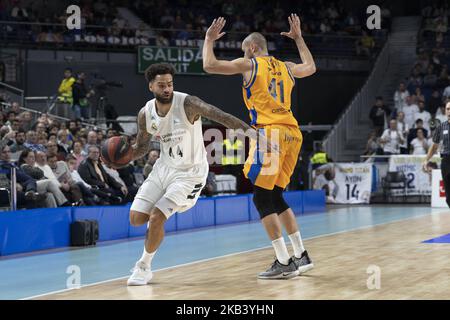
[202,17,252,75]
[281,14,316,78]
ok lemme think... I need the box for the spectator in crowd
[96,130,105,144]
[84,130,98,153]
[68,120,79,136]
[10,128,26,153]
[34,150,78,206]
[410,128,429,155]
[364,131,382,156]
[18,111,33,131]
[413,87,426,104]
[423,65,438,87]
[356,30,375,57]
[444,84,450,99]
[36,113,52,127]
[77,145,126,204]
[57,68,76,105]
[72,72,95,120]
[428,89,442,114]
[4,111,17,127]
[70,140,86,169]
[408,64,424,91]
[57,129,71,154]
[0,144,48,209]
[408,119,429,146]
[369,96,391,136]
[106,128,119,138]
[46,140,64,162]
[143,148,160,178]
[17,149,67,208]
[9,102,21,114]
[394,82,410,112]
[415,101,432,131]
[35,122,46,135]
[66,154,109,205]
[402,96,420,129]
[24,130,46,152]
[8,119,20,133]
[436,68,450,89]
[37,132,48,146]
[116,164,139,200]
[379,119,405,155]
[396,111,409,154]
[47,153,83,206]
[102,162,138,202]
[436,103,447,123]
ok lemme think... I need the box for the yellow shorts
[243,125,302,190]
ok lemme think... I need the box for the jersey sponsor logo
[284,134,301,143]
[272,107,290,114]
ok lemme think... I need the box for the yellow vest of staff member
[222,138,244,165]
[242,56,298,128]
[58,77,76,104]
[311,152,328,165]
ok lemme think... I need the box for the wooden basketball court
[34,209,450,300]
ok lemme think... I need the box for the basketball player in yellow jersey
[203,14,316,279]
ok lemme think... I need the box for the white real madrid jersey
[144,91,208,169]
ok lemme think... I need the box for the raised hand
[205,17,226,41]
[280,13,302,39]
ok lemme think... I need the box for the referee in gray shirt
[424,102,450,207]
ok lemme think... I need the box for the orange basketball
[100,136,133,167]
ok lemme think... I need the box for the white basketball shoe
[127,261,153,286]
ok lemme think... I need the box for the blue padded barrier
[0,191,325,255]
[176,197,215,231]
[303,190,326,213]
[0,207,72,255]
[164,212,176,233]
[72,205,130,241]
[248,194,260,221]
[283,191,303,215]
[215,195,249,225]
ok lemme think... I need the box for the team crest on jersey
[152,123,158,131]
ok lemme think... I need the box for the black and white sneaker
[292,250,314,275]
[257,259,299,279]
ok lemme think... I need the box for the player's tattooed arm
[184,95,277,152]
[184,95,257,138]
[131,108,152,160]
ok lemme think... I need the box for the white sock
[139,247,156,268]
[271,237,290,265]
[289,231,305,258]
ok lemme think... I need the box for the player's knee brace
[253,186,276,218]
[273,186,290,215]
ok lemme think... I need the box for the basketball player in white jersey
[126,63,269,285]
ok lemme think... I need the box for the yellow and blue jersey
[242,56,298,128]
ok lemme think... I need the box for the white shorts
[130,159,208,219]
